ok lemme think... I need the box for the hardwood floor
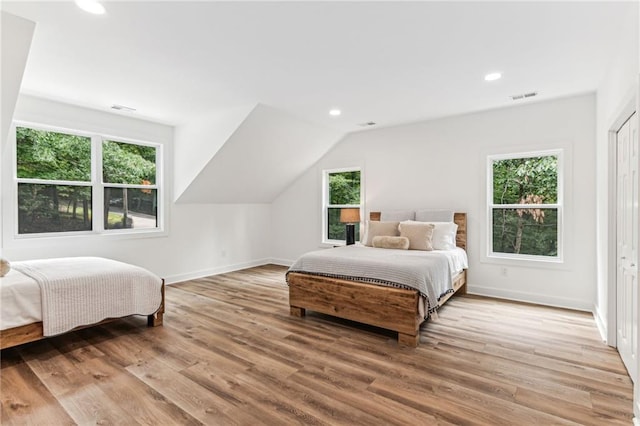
[1,264,633,425]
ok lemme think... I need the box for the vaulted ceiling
[1,1,636,204]
[2,1,635,131]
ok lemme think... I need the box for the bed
[0,257,165,350]
[287,211,467,347]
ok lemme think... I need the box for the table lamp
[340,208,360,245]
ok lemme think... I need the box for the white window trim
[322,167,363,246]
[486,149,564,263]
[9,121,165,240]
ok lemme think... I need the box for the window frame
[486,149,564,263]
[11,121,164,239]
[322,167,363,246]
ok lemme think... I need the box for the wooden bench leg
[147,311,163,327]
[398,332,419,347]
[148,281,165,327]
[290,306,305,317]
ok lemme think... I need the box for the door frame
[607,95,637,347]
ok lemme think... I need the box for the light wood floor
[1,265,633,425]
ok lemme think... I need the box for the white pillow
[415,209,454,223]
[399,221,434,251]
[402,220,457,250]
[363,221,400,246]
[380,210,415,222]
[430,222,458,250]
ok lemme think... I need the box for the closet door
[617,112,638,381]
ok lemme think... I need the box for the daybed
[0,257,164,350]
[287,211,467,347]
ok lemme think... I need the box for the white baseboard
[593,304,609,344]
[268,257,294,267]
[468,285,592,312]
[164,258,273,285]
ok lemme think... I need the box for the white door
[617,112,638,382]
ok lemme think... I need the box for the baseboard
[593,304,609,344]
[269,257,294,267]
[468,285,592,312]
[164,258,272,285]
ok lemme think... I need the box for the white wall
[2,96,272,283]
[594,2,639,341]
[272,94,597,311]
[173,104,256,201]
[175,104,343,204]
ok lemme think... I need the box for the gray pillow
[415,209,454,222]
[380,210,415,221]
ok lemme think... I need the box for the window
[102,140,158,230]
[15,124,161,236]
[488,150,562,261]
[323,168,361,244]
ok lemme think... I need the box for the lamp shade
[340,208,360,223]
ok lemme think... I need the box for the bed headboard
[369,211,467,251]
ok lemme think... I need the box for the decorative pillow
[363,221,400,246]
[399,221,435,251]
[0,258,10,277]
[372,236,410,250]
[415,209,454,223]
[380,210,415,222]
[430,222,458,250]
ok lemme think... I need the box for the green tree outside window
[490,153,561,258]
[326,170,361,242]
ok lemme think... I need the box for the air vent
[111,104,136,112]
[511,92,537,101]
[358,122,377,127]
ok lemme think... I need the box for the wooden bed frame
[0,280,165,350]
[288,212,467,347]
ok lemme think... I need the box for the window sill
[320,241,344,248]
[8,228,168,246]
[481,253,568,270]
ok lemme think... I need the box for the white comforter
[6,257,162,336]
[287,245,468,312]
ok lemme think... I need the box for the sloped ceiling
[173,104,257,202]
[175,104,342,204]
[1,2,636,205]
[1,12,35,145]
[1,1,635,132]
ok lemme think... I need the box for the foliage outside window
[488,151,562,260]
[102,140,158,230]
[15,125,160,236]
[324,169,361,243]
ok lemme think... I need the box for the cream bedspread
[0,269,41,330]
[11,257,162,336]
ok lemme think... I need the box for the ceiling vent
[111,104,136,112]
[358,122,377,127]
[511,92,537,101]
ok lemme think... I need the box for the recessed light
[329,109,341,116]
[484,72,502,82]
[75,0,106,15]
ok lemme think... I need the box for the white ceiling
[1,1,636,132]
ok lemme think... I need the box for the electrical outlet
[221,250,227,258]
[501,267,508,277]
